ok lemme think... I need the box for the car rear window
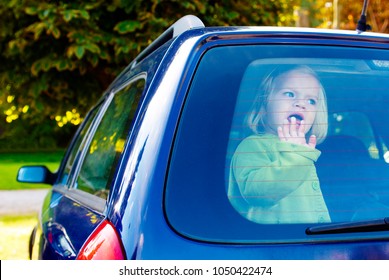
[165,44,389,243]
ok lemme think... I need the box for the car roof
[106,15,389,97]
[136,15,389,67]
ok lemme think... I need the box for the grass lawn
[0,152,63,259]
[0,214,37,260]
[0,151,64,190]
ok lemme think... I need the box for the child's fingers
[308,135,317,148]
[289,117,297,137]
[277,126,286,141]
[282,119,290,138]
[298,120,306,136]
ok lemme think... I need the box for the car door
[33,74,146,259]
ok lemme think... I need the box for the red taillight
[76,219,126,260]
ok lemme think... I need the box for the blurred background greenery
[1,0,388,154]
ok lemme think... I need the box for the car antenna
[356,0,371,33]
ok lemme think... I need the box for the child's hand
[277,117,316,149]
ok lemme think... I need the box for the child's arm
[232,136,320,207]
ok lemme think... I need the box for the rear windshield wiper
[306,217,389,235]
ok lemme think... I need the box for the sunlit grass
[0,152,63,260]
[0,215,37,260]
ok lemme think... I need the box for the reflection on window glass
[328,112,378,159]
[76,77,145,199]
[58,107,100,185]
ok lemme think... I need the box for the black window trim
[53,185,106,214]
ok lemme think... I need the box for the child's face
[265,70,320,134]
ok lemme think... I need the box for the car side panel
[33,188,105,259]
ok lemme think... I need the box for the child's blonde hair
[246,65,328,144]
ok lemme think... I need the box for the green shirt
[228,133,331,224]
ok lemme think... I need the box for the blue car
[18,15,389,259]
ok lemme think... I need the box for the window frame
[62,74,147,202]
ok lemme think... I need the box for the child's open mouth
[287,114,304,125]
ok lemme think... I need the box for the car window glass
[58,106,100,185]
[165,45,389,243]
[328,112,378,158]
[74,77,145,199]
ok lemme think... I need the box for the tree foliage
[310,0,389,32]
[6,1,387,150]
[0,0,299,150]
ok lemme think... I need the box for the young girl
[228,65,331,224]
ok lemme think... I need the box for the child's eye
[308,99,317,105]
[284,91,295,98]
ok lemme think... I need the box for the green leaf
[79,10,90,20]
[25,7,38,15]
[51,27,61,39]
[85,43,101,54]
[31,61,42,76]
[62,10,76,22]
[88,55,99,67]
[67,31,87,43]
[99,50,110,61]
[227,11,240,20]
[74,46,85,59]
[107,4,117,12]
[39,9,51,20]
[26,22,47,41]
[84,3,100,10]
[114,20,141,34]
[55,60,68,71]
[66,45,75,58]
[42,60,51,72]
